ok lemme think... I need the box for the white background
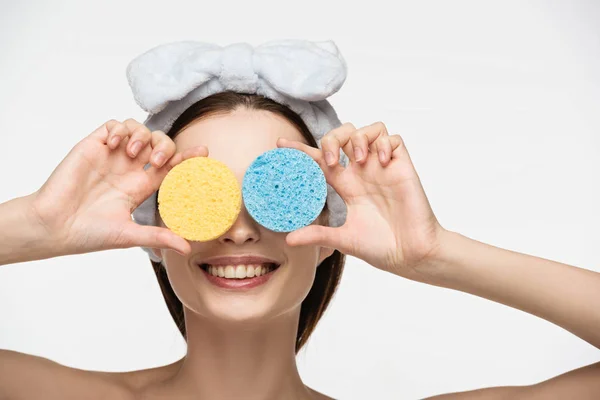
[1,1,599,398]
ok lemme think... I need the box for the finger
[106,120,131,149]
[350,131,369,164]
[350,121,389,164]
[122,120,152,158]
[374,136,393,166]
[368,122,389,153]
[121,222,191,256]
[166,145,210,170]
[89,119,117,143]
[147,130,176,168]
[145,146,209,192]
[286,225,352,255]
[386,134,419,181]
[320,123,356,166]
[388,134,406,159]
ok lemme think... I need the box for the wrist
[0,192,64,265]
[24,191,68,259]
[411,228,466,287]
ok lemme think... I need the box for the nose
[219,204,261,245]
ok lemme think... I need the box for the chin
[196,297,280,325]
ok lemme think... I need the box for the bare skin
[0,117,598,399]
[0,351,334,399]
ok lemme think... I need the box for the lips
[194,254,282,289]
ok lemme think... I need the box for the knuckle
[156,228,167,243]
[321,134,337,146]
[157,132,175,145]
[131,125,151,140]
[351,131,366,142]
[375,136,387,146]
[392,134,404,147]
[374,121,387,130]
[112,122,127,136]
[314,151,325,164]
[328,122,354,138]
[155,131,173,146]
[152,129,167,138]
[154,141,175,158]
[123,118,140,125]
[163,139,177,152]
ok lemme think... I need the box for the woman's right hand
[28,119,207,258]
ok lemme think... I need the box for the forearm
[0,193,60,266]
[424,229,600,349]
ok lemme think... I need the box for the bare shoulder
[0,349,135,400]
[307,386,335,399]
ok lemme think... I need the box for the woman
[1,52,599,399]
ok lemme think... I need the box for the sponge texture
[242,148,327,232]
[158,157,241,241]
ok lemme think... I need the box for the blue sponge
[242,148,327,232]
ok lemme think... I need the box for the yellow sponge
[158,157,241,241]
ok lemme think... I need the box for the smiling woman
[110,91,351,400]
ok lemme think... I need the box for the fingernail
[110,136,120,147]
[354,147,363,162]
[152,151,165,166]
[130,141,142,156]
[325,151,335,166]
[379,150,386,163]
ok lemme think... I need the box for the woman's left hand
[277,122,446,279]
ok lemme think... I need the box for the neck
[162,307,311,400]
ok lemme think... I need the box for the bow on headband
[126,39,347,116]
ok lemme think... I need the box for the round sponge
[158,157,241,241]
[242,148,327,232]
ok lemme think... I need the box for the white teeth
[204,264,276,279]
[235,265,246,279]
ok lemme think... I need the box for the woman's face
[153,108,334,324]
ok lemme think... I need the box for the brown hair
[150,91,345,353]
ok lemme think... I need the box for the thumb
[121,222,191,256]
[286,225,350,254]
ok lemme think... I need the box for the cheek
[160,253,200,311]
[279,246,321,305]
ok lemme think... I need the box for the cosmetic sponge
[158,157,241,241]
[242,148,327,232]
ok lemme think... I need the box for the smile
[198,263,281,289]
[199,263,280,279]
